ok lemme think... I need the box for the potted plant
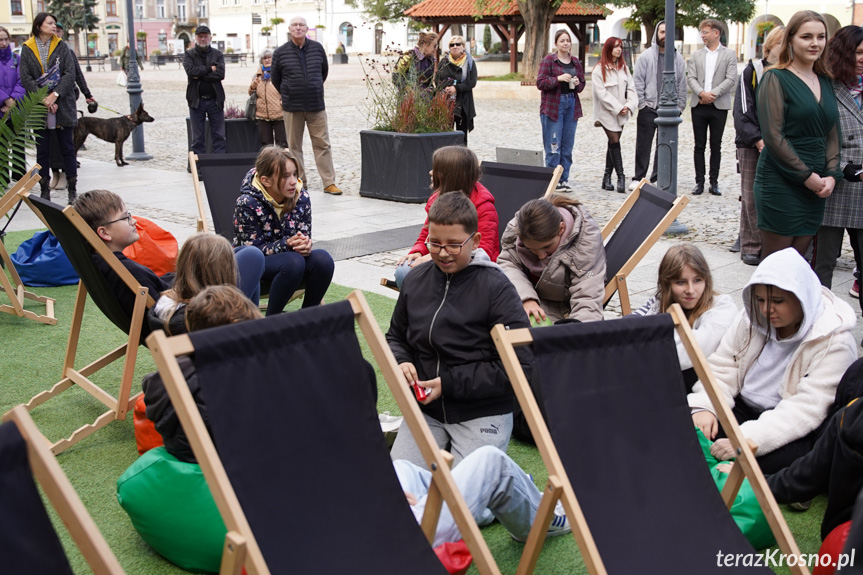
[359,54,462,203]
[185,102,260,155]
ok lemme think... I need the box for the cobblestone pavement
[73,61,853,266]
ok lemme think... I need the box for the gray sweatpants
[390,412,513,468]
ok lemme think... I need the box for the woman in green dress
[754,10,843,257]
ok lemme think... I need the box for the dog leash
[97,104,125,116]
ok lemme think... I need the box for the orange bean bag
[122,216,178,277]
[133,394,164,455]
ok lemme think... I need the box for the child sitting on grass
[386,192,532,467]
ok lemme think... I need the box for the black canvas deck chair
[190,151,258,240]
[0,405,123,573]
[17,193,155,454]
[601,179,688,315]
[147,291,502,575]
[0,166,57,325]
[492,305,808,575]
[838,488,863,573]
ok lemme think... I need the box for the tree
[607,0,755,50]
[345,0,416,24]
[483,24,492,52]
[515,0,561,81]
[47,0,100,55]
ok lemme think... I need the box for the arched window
[339,22,353,47]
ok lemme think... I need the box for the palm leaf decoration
[0,87,48,193]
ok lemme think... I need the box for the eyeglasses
[449,42,462,47]
[290,23,308,28]
[699,29,716,36]
[425,232,475,255]
[102,212,133,227]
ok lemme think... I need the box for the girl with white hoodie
[689,248,858,473]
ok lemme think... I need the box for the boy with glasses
[386,192,532,468]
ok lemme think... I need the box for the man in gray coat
[630,21,687,191]
[686,19,737,196]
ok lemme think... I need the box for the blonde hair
[449,35,465,46]
[186,285,261,332]
[254,146,301,212]
[762,25,785,59]
[417,32,438,47]
[656,244,714,325]
[775,11,831,77]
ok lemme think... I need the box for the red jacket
[410,183,500,261]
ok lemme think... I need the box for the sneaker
[378,411,403,447]
[628,180,639,191]
[555,181,570,192]
[512,512,571,542]
[323,184,343,195]
[789,500,811,511]
[850,280,859,299]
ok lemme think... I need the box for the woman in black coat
[436,35,477,145]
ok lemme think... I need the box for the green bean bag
[696,428,776,550]
[117,447,226,573]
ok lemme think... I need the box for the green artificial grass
[1,229,826,574]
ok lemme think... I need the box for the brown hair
[417,32,438,47]
[656,244,715,325]
[775,11,831,77]
[699,19,723,33]
[428,192,478,235]
[554,29,571,47]
[599,37,625,82]
[165,233,237,302]
[827,25,863,86]
[0,26,11,41]
[762,25,785,61]
[431,146,481,198]
[515,193,581,243]
[73,190,126,231]
[185,285,261,332]
[254,146,301,212]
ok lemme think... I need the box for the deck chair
[0,405,123,573]
[838,488,863,573]
[0,166,57,325]
[378,162,562,291]
[601,179,688,315]
[17,193,155,454]
[146,291,502,575]
[492,305,809,575]
[190,151,304,308]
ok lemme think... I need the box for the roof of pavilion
[404,0,610,21]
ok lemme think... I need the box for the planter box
[360,130,464,203]
[185,117,261,155]
[331,53,348,64]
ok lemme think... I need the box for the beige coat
[498,204,607,323]
[249,66,283,121]
[591,64,637,132]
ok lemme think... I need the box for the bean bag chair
[697,428,776,550]
[11,230,78,287]
[814,521,853,575]
[133,395,163,455]
[117,446,226,573]
[122,216,178,277]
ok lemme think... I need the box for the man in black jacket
[184,25,226,155]
[271,17,342,195]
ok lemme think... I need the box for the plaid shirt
[537,53,585,122]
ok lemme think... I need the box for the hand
[3,97,14,109]
[710,438,736,461]
[755,140,765,153]
[417,377,442,404]
[557,73,573,83]
[698,91,717,104]
[818,176,836,199]
[0,106,7,115]
[523,299,546,323]
[715,462,734,474]
[251,77,260,89]
[287,232,311,256]
[211,65,217,72]
[619,106,630,116]
[404,491,418,506]
[43,93,58,108]
[397,251,423,267]
[804,172,825,194]
[692,411,718,440]
[844,163,863,182]
[444,86,456,96]
[85,97,95,104]
[398,362,419,388]
[48,103,58,114]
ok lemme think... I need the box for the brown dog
[73,103,155,166]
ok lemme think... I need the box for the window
[36,0,45,11]
[339,22,353,47]
[108,33,118,53]
[407,28,418,47]
[106,0,117,16]
[135,0,144,18]
[10,0,22,15]
[158,32,167,51]
[198,2,207,17]
[177,0,186,20]
[157,0,165,18]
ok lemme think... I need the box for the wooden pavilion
[404,0,611,74]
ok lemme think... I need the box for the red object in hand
[412,382,428,401]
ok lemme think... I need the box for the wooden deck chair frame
[378,165,563,292]
[190,151,210,233]
[17,189,155,455]
[2,405,124,574]
[491,303,809,575]
[600,178,689,315]
[0,166,57,325]
[147,290,502,575]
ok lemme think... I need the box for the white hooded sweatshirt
[687,248,858,456]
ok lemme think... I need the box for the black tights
[760,230,813,259]
[603,127,621,144]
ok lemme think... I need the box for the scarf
[848,74,863,109]
[449,53,467,68]
[0,45,11,64]
[35,36,50,73]
[261,64,271,81]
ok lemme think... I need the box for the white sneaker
[512,504,571,542]
[628,180,639,191]
[378,412,403,447]
[555,181,570,192]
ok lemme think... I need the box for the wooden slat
[516,475,563,575]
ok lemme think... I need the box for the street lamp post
[125,0,152,160]
[656,0,687,234]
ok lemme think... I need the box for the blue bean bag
[11,231,78,287]
[116,447,227,573]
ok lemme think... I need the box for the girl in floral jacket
[233,146,334,315]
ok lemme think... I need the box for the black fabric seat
[187,300,447,574]
[530,315,771,573]
[479,161,556,244]
[839,488,863,573]
[196,152,259,242]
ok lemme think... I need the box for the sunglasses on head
[449,42,462,47]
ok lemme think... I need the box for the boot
[601,148,614,191]
[610,142,626,193]
[67,176,77,205]
[39,179,50,200]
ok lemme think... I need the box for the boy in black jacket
[386,192,532,467]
